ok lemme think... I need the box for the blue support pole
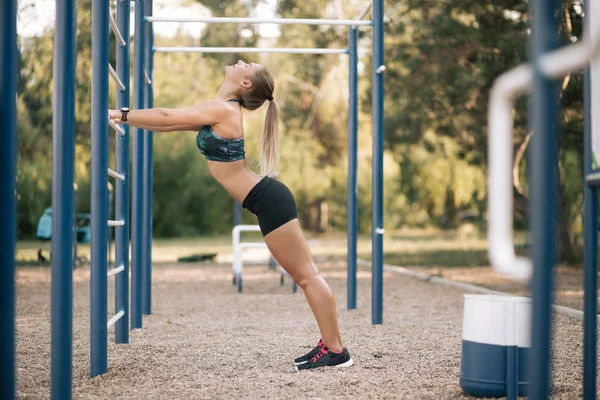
[371,0,384,325]
[142,0,154,316]
[583,1,597,396]
[115,0,131,345]
[528,0,559,398]
[51,0,77,396]
[233,201,242,226]
[90,0,109,378]
[0,1,17,397]
[132,0,146,329]
[347,27,358,311]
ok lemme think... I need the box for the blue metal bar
[115,0,131,345]
[0,1,17,397]
[371,0,384,325]
[529,0,559,398]
[233,201,242,226]
[347,27,358,311]
[51,0,77,396]
[132,0,146,329]
[583,0,598,394]
[90,0,109,378]
[142,0,154,316]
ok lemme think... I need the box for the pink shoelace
[312,346,329,362]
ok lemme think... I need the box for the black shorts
[242,177,298,236]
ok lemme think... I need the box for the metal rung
[109,118,125,136]
[239,243,269,249]
[107,265,125,278]
[107,168,125,181]
[107,311,125,329]
[146,16,373,26]
[144,70,152,85]
[108,64,126,91]
[154,46,349,55]
[586,172,600,187]
[109,12,126,47]
[108,220,125,227]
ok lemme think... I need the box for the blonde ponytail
[260,100,279,176]
[237,65,278,177]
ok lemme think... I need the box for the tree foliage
[15,0,588,262]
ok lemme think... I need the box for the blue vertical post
[132,0,146,328]
[528,0,558,398]
[90,0,109,378]
[583,1,597,396]
[0,1,17,397]
[233,201,242,226]
[51,0,77,396]
[371,0,384,325]
[347,27,358,311]
[142,0,154,316]
[115,0,131,345]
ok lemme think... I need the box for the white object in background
[487,8,600,281]
[232,224,273,276]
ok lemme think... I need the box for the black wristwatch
[120,107,130,122]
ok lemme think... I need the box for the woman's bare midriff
[206,159,263,204]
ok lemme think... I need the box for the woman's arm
[109,100,231,132]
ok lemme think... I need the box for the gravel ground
[15,261,597,399]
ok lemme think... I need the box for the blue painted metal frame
[583,1,598,397]
[0,1,17,397]
[132,0,146,329]
[529,1,559,398]
[51,0,77,397]
[115,0,132,345]
[234,201,242,226]
[371,0,384,325]
[91,0,109,379]
[142,0,154,316]
[347,27,358,311]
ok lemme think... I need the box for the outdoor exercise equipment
[487,0,599,398]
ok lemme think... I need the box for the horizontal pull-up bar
[145,16,373,27]
[154,47,349,55]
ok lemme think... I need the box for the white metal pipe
[586,172,600,183]
[154,47,348,55]
[232,225,265,276]
[107,311,125,329]
[146,16,372,26]
[144,70,152,85]
[108,64,126,91]
[240,243,269,250]
[109,12,126,47]
[487,65,533,282]
[107,168,125,181]
[108,220,125,227]
[108,118,125,136]
[487,19,600,282]
[107,265,125,278]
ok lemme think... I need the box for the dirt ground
[15,261,598,399]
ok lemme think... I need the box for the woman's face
[225,59,263,85]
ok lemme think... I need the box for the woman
[109,60,353,371]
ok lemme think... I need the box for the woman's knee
[295,270,324,290]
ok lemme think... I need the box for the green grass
[16,227,525,268]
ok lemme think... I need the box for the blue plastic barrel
[460,294,530,398]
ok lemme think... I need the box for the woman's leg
[264,219,344,352]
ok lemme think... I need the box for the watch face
[121,107,130,112]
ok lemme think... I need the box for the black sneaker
[295,346,354,371]
[294,339,324,365]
